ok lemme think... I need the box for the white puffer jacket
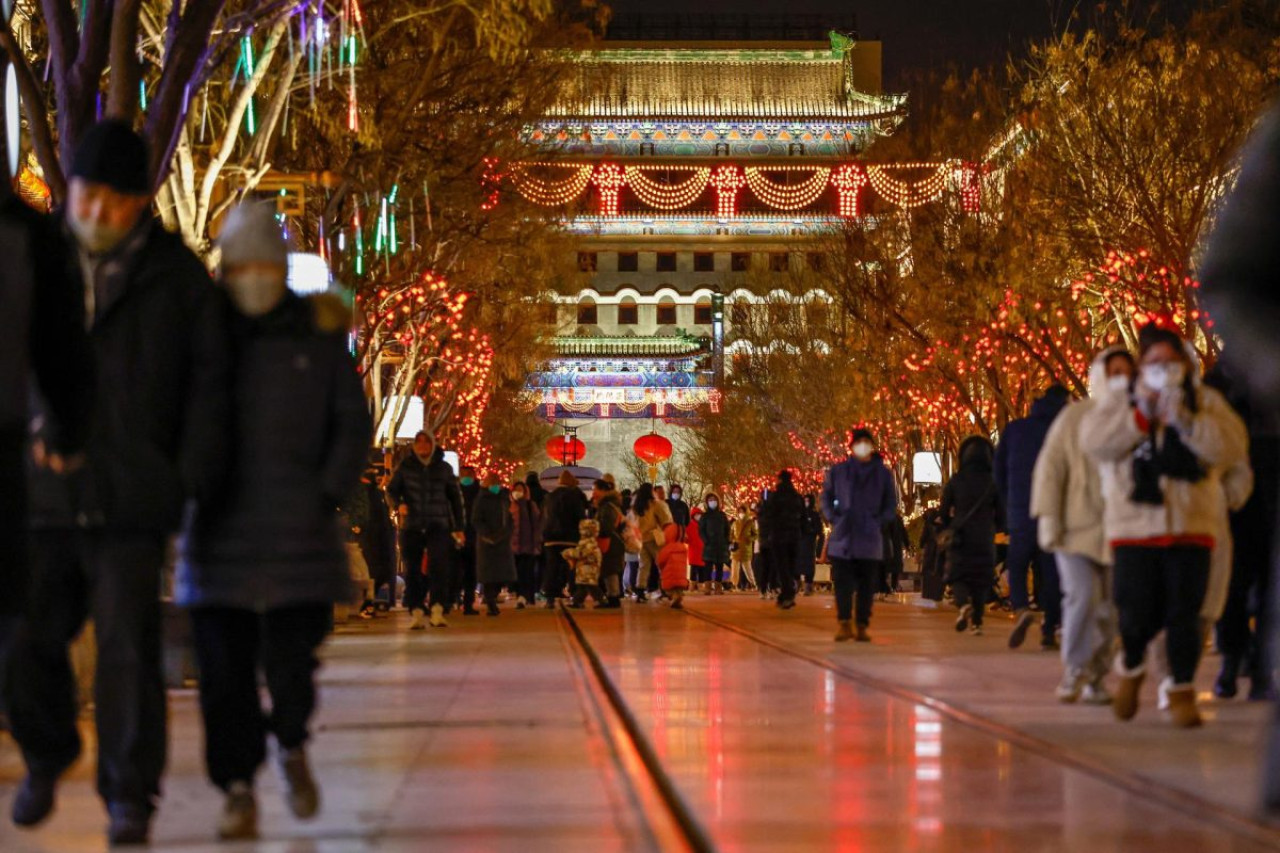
[1079,370,1249,547]
[1031,346,1129,565]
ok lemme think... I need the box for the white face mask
[708,500,718,510]
[68,215,131,254]
[226,271,287,317]
[1106,374,1131,394]
[672,492,682,501]
[1140,362,1185,393]
[853,441,874,460]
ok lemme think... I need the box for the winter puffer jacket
[1080,379,1248,547]
[387,452,464,532]
[941,437,1004,583]
[1031,346,1127,565]
[760,481,806,546]
[699,507,732,564]
[541,485,590,545]
[995,389,1069,531]
[822,455,898,561]
[594,491,626,579]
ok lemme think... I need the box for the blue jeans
[1007,525,1061,640]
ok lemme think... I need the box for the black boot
[1215,656,1241,699]
[11,773,58,827]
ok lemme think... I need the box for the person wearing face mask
[699,494,731,594]
[4,121,232,846]
[822,429,899,641]
[509,480,542,609]
[1081,323,1248,728]
[387,433,465,629]
[453,465,482,616]
[472,474,515,616]
[1032,346,1135,705]
[731,507,758,591]
[995,384,1072,652]
[175,201,370,840]
[666,484,692,528]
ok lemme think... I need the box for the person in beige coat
[1032,345,1135,705]
[1080,323,1249,728]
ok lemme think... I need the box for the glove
[1157,387,1193,432]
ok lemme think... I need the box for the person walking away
[881,510,909,599]
[658,523,691,609]
[997,385,1071,650]
[668,484,691,527]
[525,471,547,509]
[472,474,515,616]
[510,480,542,609]
[629,483,673,603]
[387,433,464,629]
[798,495,823,596]
[592,480,626,608]
[760,471,806,610]
[650,486,672,596]
[1080,322,1248,728]
[453,465,481,615]
[563,519,604,608]
[687,507,707,592]
[731,509,758,591]
[1031,346,1134,704]
[918,501,947,602]
[944,437,1004,638]
[175,202,369,839]
[541,470,589,608]
[4,121,232,846]
[822,430,899,642]
[356,464,397,613]
[699,494,732,594]
[0,188,94,693]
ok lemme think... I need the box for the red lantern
[546,435,586,465]
[633,432,673,466]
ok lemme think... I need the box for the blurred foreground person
[942,437,1003,637]
[822,429,897,642]
[1196,101,1280,808]
[1032,347,1134,705]
[6,122,232,845]
[388,432,464,629]
[178,202,369,839]
[1081,323,1247,728]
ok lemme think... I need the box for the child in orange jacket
[658,523,690,609]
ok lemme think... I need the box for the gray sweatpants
[1056,552,1114,673]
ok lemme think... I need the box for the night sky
[604,1,1199,87]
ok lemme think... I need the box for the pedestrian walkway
[1,595,1276,851]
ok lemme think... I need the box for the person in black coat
[0,192,95,657]
[698,493,732,594]
[759,471,806,609]
[881,512,909,597]
[357,465,397,610]
[175,202,370,838]
[943,436,1005,635]
[453,465,481,615]
[540,470,590,607]
[387,436,465,629]
[667,483,692,528]
[4,122,232,846]
[918,504,947,602]
[797,494,824,596]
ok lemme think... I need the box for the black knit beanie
[70,120,150,195]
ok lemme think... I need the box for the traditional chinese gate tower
[520,18,940,478]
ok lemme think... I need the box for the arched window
[617,298,638,325]
[577,298,598,325]
[657,298,677,326]
[694,298,713,326]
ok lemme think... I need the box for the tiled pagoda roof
[547,44,904,123]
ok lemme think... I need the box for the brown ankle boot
[855,624,871,643]
[1113,657,1145,721]
[1166,684,1203,728]
[834,620,854,642]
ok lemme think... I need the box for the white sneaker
[969,624,983,636]
[1156,675,1173,711]
[516,596,527,610]
[429,604,448,628]
[1056,668,1084,703]
[409,609,427,631]
[1081,681,1113,705]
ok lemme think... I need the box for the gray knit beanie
[218,201,288,268]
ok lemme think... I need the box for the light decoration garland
[744,166,832,211]
[625,165,711,210]
[830,163,868,218]
[957,161,982,214]
[865,163,951,209]
[511,163,594,207]
[709,165,746,219]
[591,162,626,216]
[480,157,504,212]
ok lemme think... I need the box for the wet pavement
[1,593,1276,851]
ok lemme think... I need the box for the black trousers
[515,554,540,602]
[4,530,167,809]
[707,561,726,584]
[452,543,477,611]
[190,605,330,790]
[952,579,991,626]
[400,528,454,613]
[1113,545,1210,684]
[832,558,881,625]
[543,547,573,600]
[771,541,799,603]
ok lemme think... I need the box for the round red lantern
[546,435,586,465]
[633,432,673,466]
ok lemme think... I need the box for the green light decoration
[347,35,357,66]
[139,81,147,110]
[240,36,257,135]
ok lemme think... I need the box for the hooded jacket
[594,490,626,578]
[941,436,1004,582]
[473,487,516,585]
[822,454,898,561]
[1031,346,1129,564]
[387,448,464,533]
[995,388,1069,531]
[760,478,806,545]
[1079,356,1248,548]
[686,508,706,566]
[699,501,732,564]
